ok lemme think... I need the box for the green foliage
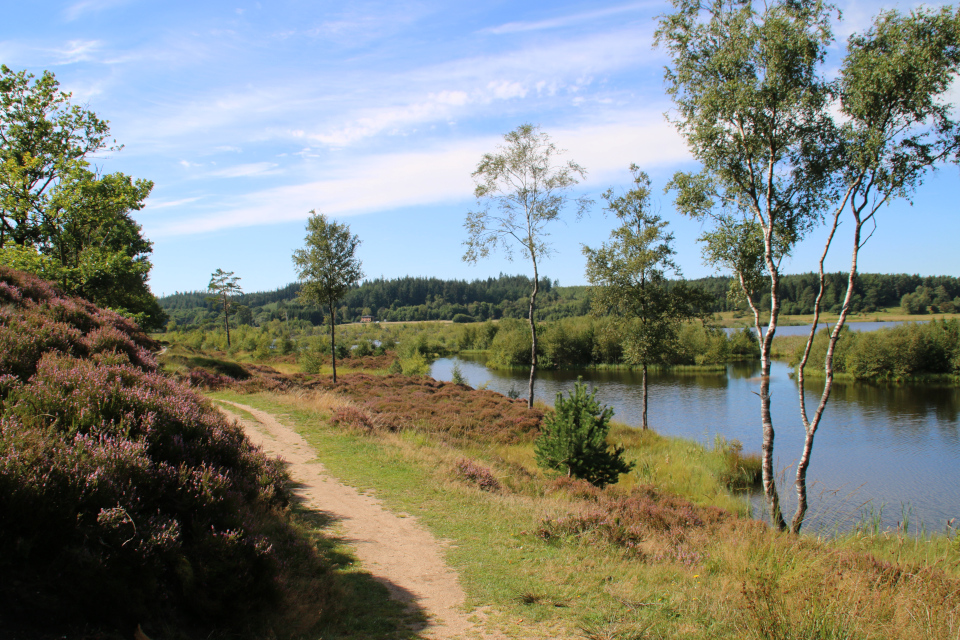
[451,361,466,385]
[657,0,960,534]
[534,379,633,488]
[488,318,536,368]
[465,123,591,407]
[353,339,372,357]
[585,166,712,374]
[794,320,960,380]
[207,269,242,347]
[0,66,164,330]
[729,327,762,359]
[292,211,363,383]
[464,124,589,265]
[299,349,324,374]
[675,323,730,365]
[452,313,475,323]
[400,350,430,376]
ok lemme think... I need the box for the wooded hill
[158,272,960,331]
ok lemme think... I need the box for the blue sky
[3,0,959,296]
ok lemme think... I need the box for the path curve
[218,400,499,640]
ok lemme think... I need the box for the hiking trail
[218,400,503,640]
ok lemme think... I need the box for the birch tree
[584,166,709,429]
[658,0,836,530]
[463,124,590,409]
[658,0,960,532]
[207,269,241,348]
[790,6,960,533]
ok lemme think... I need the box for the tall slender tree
[658,0,960,532]
[584,166,709,429]
[292,211,363,383]
[658,0,838,531]
[207,269,242,348]
[464,124,590,408]
[789,6,960,533]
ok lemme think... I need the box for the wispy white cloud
[297,28,656,147]
[148,116,688,238]
[55,39,104,64]
[483,1,657,35]
[143,196,204,211]
[63,0,131,22]
[208,162,281,178]
[304,2,430,47]
[113,18,658,152]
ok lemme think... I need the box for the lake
[430,349,960,535]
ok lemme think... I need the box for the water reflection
[431,355,960,533]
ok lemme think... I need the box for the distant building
[360,315,374,323]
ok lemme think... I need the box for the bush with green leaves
[451,361,466,385]
[400,350,430,376]
[534,379,633,488]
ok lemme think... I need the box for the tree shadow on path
[286,477,434,640]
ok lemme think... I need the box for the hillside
[0,267,334,639]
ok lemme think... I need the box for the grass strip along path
[217,399,505,640]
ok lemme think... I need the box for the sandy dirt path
[218,400,501,640]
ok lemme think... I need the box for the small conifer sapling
[534,378,633,487]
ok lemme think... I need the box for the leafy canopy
[463,123,590,264]
[0,66,162,329]
[585,166,709,369]
[292,211,363,309]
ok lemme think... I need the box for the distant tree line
[159,274,577,330]
[686,272,960,316]
[158,271,960,332]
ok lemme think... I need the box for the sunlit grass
[208,380,960,639]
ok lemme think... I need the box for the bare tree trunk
[330,300,337,384]
[791,193,868,533]
[527,261,539,409]
[642,363,648,430]
[760,230,787,531]
[223,293,231,348]
[734,269,785,530]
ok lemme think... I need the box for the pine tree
[534,379,633,488]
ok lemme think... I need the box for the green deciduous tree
[534,378,633,488]
[292,211,363,383]
[789,5,960,533]
[584,166,710,429]
[464,123,590,408]
[658,0,960,532]
[0,66,163,329]
[207,269,242,348]
[658,0,839,531]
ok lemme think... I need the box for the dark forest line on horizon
[158,271,960,331]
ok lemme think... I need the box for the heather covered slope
[0,267,334,638]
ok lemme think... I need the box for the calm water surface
[430,353,960,534]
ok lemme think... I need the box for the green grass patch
[206,385,960,639]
